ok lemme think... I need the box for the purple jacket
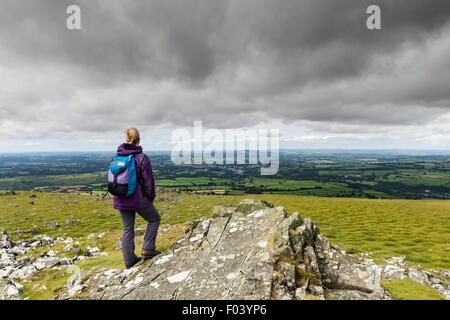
[113,143,156,211]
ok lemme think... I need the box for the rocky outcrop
[379,256,450,299]
[0,230,108,300]
[55,199,435,300]
[0,279,23,300]
[0,232,74,283]
[3,199,448,300]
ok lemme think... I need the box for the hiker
[110,127,161,268]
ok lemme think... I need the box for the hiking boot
[141,249,161,260]
[125,257,142,269]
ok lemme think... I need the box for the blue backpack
[107,154,137,198]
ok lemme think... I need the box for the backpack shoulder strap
[134,153,146,189]
[109,154,118,164]
[134,152,146,166]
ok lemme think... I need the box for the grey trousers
[119,204,161,267]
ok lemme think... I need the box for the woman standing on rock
[111,128,161,268]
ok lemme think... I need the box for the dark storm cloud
[0,0,227,83]
[1,0,450,138]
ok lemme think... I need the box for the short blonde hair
[126,127,140,145]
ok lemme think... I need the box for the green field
[1,152,449,199]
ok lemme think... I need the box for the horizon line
[1,148,450,155]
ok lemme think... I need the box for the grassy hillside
[1,191,449,300]
[1,191,449,270]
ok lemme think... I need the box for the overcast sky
[1,0,450,152]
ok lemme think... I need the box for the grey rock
[0,266,14,278]
[59,258,73,266]
[236,199,273,214]
[294,279,309,299]
[408,267,430,285]
[314,233,390,300]
[212,205,236,218]
[9,265,38,280]
[55,237,65,243]
[65,219,83,226]
[385,256,407,265]
[325,288,381,300]
[41,257,60,268]
[33,235,54,246]
[84,246,100,257]
[16,256,34,267]
[438,270,450,279]
[382,265,406,280]
[310,285,325,296]
[31,235,42,242]
[55,199,395,300]
[406,267,450,299]
[114,238,122,250]
[1,230,14,249]
[71,248,81,255]
[30,241,40,248]
[0,279,23,300]
[43,220,59,228]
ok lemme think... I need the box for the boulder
[65,219,83,226]
[38,235,54,246]
[55,237,65,243]
[0,279,23,300]
[385,256,407,266]
[408,267,430,285]
[64,244,74,252]
[43,220,59,228]
[41,257,60,269]
[212,205,236,218]
[382,265,406,280]
[70,248,81,255]
[0,230,14,249]
[84,246,100,257]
